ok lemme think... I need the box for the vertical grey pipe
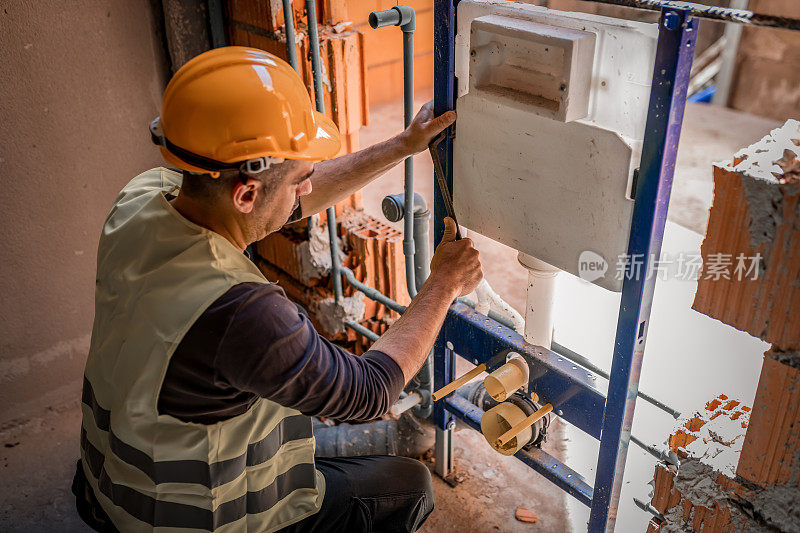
[369,7,417,298]
[402,29,416,297]
[413,208,430,292]
[305,0,324,112]
[206,0,227,48]
[282,1,312,230]
[381,191,430,294]
[305,0,343,301]
[282,0,299,72]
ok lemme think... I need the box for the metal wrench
[428,129,462,240]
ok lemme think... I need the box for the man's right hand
[429,217,483,297]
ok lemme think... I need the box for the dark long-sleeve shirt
[158,282,404,424]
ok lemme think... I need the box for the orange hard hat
[150,46,341,175]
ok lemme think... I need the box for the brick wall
[729,0,800,121]
[653,123,800,531]
[224,1,413,350]
[693,125,800,350]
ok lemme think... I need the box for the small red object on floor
[515,507,538,523]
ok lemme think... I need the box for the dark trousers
[73,455,434,533]
[283,455,434,533]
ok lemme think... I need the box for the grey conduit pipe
[344,320,379,342]
[382,192,430,294]
[341,266,407,314]
[313,412,434,458]
[305,0,343,302]
[369,6,433,419]
[281,0,299,72]
[369,6,417,298]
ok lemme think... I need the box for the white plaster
[312,295,366,337]
[722,119,800,181]
[718,120,800,249]
[297,213,345,285]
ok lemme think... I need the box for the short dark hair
[180,167,281,201]
[180,169,244,201]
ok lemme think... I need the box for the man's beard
[285,198,301,225]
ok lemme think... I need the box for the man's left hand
[399,101,456,155]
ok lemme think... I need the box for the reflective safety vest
[80,168,323,532]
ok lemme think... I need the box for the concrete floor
[0,96,780,532]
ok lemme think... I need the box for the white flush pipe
[518,252,559,349]
[459,226,525,334]
[474,279,525,334]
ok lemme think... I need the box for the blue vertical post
[588,7,696,532]
[432,0,458,477]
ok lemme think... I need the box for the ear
[231,177,261,214]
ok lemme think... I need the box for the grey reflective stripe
[82,428,317,530]
[82,377,110,431]
[81,377,313,488]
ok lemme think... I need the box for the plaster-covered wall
[0,0,169,425]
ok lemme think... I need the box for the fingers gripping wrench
[428,129,462,240]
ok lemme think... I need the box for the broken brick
[737,347,800,487]
[693,121,800,351]
[341,211,411,320]
[650,394,757,532]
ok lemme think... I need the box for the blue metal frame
[432,0,458,437]
[589,9,697,531]
[431,2,696,531]
[442,302,606,439]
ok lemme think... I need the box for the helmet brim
[303,110,342,161]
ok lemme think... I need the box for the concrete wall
[0,0,169,426]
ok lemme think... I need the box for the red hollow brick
[693,127,800,350]
[737,348,800,487]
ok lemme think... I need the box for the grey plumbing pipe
[346,315,432,418]
[345,320,379,342]
[281,0,299,72]
[413,209,431,292]
[381,192,432,417]
[382,192,430,293]
[370,7,433,417]
[342,266,407,314]
[305,0,324,114]
[282,0,316,233]
[313,411,434,458]
[305,0,343,302]
[459,296,518,330]
[369,6,417,298]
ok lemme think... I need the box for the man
[73,47,482,532]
